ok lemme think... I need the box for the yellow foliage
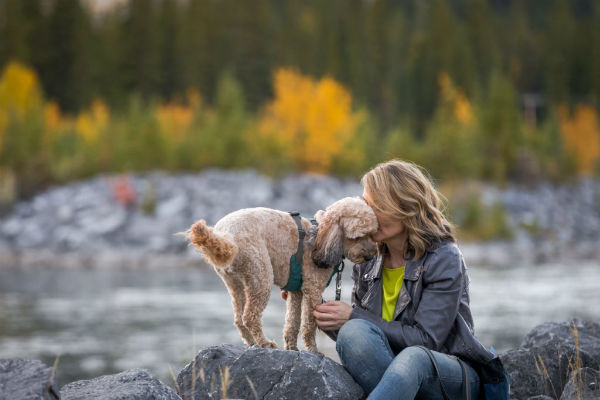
[0,61,43,115]
[259,68,361,173]
[76,99,110,143]
[558,104,600,174]
[438,73,473,126]
[156,101,195,143]
[44,101,62,132]
[0,61,44,151]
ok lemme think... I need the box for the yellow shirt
[381,265,405,322]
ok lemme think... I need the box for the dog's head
[311,197,378,268]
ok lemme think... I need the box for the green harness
[282,212,343,293]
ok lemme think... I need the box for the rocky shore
[0,169,599,268]
[2,319,599,400]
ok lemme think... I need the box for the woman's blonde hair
[361,159,455,259]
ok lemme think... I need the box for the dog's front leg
[300,288,323,354]
[283,291,302,351]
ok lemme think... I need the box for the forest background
[1,0,599,205]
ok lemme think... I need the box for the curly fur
[184,197,378,353]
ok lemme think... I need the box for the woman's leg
[336,319,395,394]
[367,346,480,400]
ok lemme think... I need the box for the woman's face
[362,189,405,243]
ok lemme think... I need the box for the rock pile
[0,170,599,266]
[0,170,361,259]
[2,319,599,400]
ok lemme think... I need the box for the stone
[60,368,181,400]
[503,319,600,400]
[176,344,364,400]
[521,319,600,360]
[0,358,59,400]
[560,367,600,400]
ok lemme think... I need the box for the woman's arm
[314,262,365,340]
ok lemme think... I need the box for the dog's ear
[311,211,344,268]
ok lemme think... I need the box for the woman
[310,159,500,399]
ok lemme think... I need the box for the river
[0,260,598,389]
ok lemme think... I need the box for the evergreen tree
[157,0,184,100]
[544,0,575,106]
[119,0,160,100]
[41,0,94,111]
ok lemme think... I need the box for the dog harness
[283,212,344,300]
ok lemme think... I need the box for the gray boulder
[560,368,600,400]
[60,368,181,400]
[0,359,59,400]
[502,319,600,400]
[521,319,600,360]
[176,344,364,400]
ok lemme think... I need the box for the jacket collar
[367,243,429,280]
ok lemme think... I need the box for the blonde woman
[312,160,506,399]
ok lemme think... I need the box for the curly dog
[184,196,378,353]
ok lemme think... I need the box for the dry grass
[46,354,61,399]
[173,332,239,400]
[532,322,588,400]
[534,353,558,399]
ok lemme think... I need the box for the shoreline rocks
[0,169,599,268]
[2,319,599,400]
[176,344,364,400]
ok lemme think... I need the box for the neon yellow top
[381,265,405,322]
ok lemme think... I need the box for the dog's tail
[184,220,238,267]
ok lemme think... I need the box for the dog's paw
[257,340,277,349]
[284,344,299,351]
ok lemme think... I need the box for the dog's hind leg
[283,291,302,351]
[241,272,276,349]
[220,272,255,346]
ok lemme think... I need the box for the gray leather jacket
[326,240,496,366]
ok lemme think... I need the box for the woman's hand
[313,301,353,331]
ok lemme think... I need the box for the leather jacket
[325,240,496,366]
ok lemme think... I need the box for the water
[0,260,599,390]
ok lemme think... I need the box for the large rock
[176,344,364,400]
[521,319,600,360]
[502,319,600,400]
[60,368,181,400]
[0,359,59,400]
[560,368,600,400]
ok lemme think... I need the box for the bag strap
[417,346,471,400]
[458,359,471,400]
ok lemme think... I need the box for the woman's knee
[336,319,387,358]
[387,346,432,377]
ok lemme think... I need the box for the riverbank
[2,319,599,399]
[0,169,599,267]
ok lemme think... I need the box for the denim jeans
[336,319,480,400]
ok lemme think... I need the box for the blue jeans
[336,319,480,400]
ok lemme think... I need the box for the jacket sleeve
[349,246,463,352]
[319,262,363,341]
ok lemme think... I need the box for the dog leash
[334,261,344,301]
